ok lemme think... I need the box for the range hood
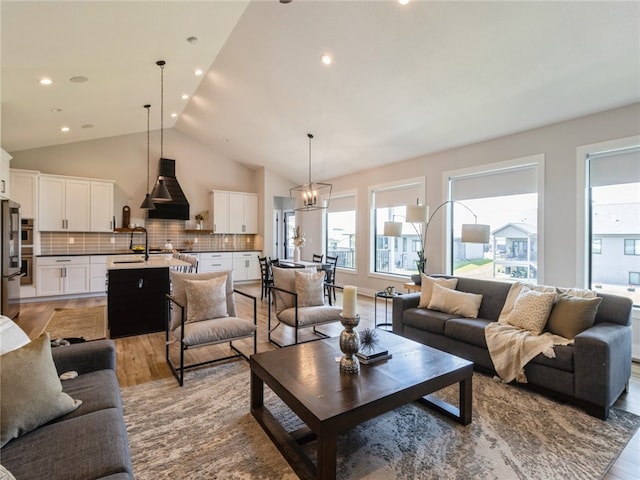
[147,158,190,220]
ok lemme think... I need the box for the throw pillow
[0,333,81,448]
[418,274,459,308]
[498,282,556,324]
[0,315,30,355]
[428,282,483,318]
[271,266,317,314]
[184,275,228,323]
[169,270,236,330]
[546,294,603,339]
[506,287,556,335]
[294,271,325,307]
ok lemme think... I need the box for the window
[326,191,356,269]
[625,239,640,256]
[588,145,640,307]
[630,272,640,286]
[370,179,425,276]
[447,156,542,281]
[592,238,602,254]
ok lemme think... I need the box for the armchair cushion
[278,305,343,328]
[174,317,257,347]
[295,271,325,307]
[169,270,236,330]
[271,266,317,314]
[184,275,228,323]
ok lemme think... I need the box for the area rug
[45,305,107,341]
[121,361,640,480]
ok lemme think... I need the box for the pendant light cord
[308,133,313,185]
[144,104,151,192]
[157,60,166,159]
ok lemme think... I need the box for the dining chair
[324,255,339,302]
[312,253,324,263]
[258,256,272,300]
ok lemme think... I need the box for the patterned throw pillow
[294,271,325,307]
[546,294,602,339]
[506,287,556,334]
[427,282,483,318]
[184,275,228,323]
[418,274,459,308]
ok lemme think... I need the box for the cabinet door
[247,256,261,280]
[39,176,66,231]
[232,257,249,281]
[37,265,65,296]
[10,170,38,219]
[65,179,91,231]
[212,191,229,233]
[64,264,90,294]
[228,193,244,234]
[242,194,258,234]
[0,152,11,200]
[90,181,114,232]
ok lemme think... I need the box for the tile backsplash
[39,219,257,255]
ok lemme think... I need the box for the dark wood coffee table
[250,330,473,480]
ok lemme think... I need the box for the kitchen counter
[37,249,259,257]
[106,255,190,270]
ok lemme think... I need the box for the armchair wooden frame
[166,289,257,386]
[267,284,342,348]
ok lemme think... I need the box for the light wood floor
[16,283,640,479]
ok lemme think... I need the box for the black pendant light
[140,104,156,210]
[151,60,172,202]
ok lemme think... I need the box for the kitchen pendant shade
[383,221,403,237]
[151,178,171,201]
[140,193,156,210]
[461,223,491,243]
[291,133,332,212]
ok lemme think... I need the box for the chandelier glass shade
[290,133,332,212]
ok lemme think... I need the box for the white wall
[9,128,257,228]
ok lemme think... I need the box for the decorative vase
[339,314,360,374]
[294,246,301,262]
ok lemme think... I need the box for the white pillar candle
[342,285,358,318]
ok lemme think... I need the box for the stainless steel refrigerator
[1,200,21,319]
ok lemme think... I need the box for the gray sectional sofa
[392,276,634,419]
[1,340,134,479]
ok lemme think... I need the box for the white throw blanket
[485,322,571,383]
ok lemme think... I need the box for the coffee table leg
[317,432,337,480]
[459,375,472,425]
[251,370,264,409]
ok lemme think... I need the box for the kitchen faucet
[129,227,149,261]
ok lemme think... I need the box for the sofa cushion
[418,274,458,308]
[1,334,81,448]
[55,370,122,422]
[0,408,132,480]
[452,277,512,321]
[506,287,555,334]
[444,317,493,348]
[402,308,458,335]
[428,283,483,318]
[529,344,575,373]
[546,294,602,339]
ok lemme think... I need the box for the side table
[404,282,421,293]
[375,291,398,330]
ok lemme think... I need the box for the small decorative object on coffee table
[357,328,391,364]
[339,285,360,373]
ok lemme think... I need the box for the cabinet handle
[61,267,67,278]
[213,223,216,232]
[1,180,5,193]
[137,278,145,289]
[56,259,72,262]
[242,225,246,233]
[245,260,249,268]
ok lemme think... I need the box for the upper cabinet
[211,190,258,234]
[1,149,12,200]
[10,169,39,219]
[39,174,114,232]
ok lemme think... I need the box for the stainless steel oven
[21,247,32,285]
[21,218,34,246]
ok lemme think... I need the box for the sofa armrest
[392,293,420,334]
[574,322,632,413]
[51,339,116,375]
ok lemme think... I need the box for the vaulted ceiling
[2,1,639,184]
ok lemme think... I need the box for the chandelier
[290,133,332,212]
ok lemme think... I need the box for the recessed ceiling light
[187,36,198,45]
[50,108,62,113]
[194,69,203,76]
[321,54,332,65]
[398,0,410,5]
[69,76,88,83]
[181,94,189,100]
[60,126,70,133]
[170,113,177,118]
[81,124,94,129]
[39,78,53,85]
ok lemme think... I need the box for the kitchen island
[106,255,189,338]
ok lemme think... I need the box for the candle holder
[339,313,360,374]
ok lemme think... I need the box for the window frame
[325,190,358,271]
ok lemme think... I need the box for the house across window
[624,239,640,256]
[630,272,640,286]
[592,238,602,254]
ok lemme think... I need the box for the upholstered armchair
[268,266,343,347]
[166,270,257,386]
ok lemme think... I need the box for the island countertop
[106,255,191,270]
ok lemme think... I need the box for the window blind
[588,146,640,187]
[450,164,537,201]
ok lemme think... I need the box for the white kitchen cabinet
[39,174,114,232]
[90,256,108,293]
[1,149,12,200]
[90,180,115,232]
[211,190,258,234]
[232,251,261,281]
[36,256,91,297]
[198,252,233,273]
[9,169,39,218]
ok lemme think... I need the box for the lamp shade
[151,178,172,201]
[461,224,490,243]
[406,204,428,223]
[383,221,403,237]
